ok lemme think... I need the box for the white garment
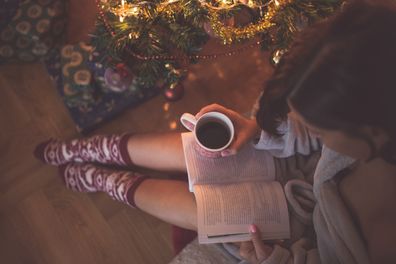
[251,113,370,264]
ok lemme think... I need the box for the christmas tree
[91,0,343,100]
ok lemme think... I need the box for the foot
[58,163,147,207]
[34,134,133,166]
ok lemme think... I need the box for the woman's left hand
[195,104,260,157]
[239,225,273,264]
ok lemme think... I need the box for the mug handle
[180,113,197,131]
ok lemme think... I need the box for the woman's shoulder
[339,158,396,219]
[339,158,396,262]
[346,159,396,204]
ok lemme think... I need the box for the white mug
[180,111,235,155]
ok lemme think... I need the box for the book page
[194,181,290,244]
[181,132,276,192]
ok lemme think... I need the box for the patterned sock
[34,134,133,166]
[58,163,148,208]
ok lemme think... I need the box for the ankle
[119,133,134,166]
[125,174,149,208]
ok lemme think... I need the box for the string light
[113,1,141,21]
[198,0,274,11]
[123,41,262,61]
[100,0,291,44]
[119,0,125,22]
[96,0,265,61]
[107,0,288,20]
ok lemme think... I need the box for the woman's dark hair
[256,0,396,163]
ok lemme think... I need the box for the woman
[35,0,396,263]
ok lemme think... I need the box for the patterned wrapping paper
[45,43,158,133]
[0,0,66,63]
[0,0,21,32]
[1,0,159,133]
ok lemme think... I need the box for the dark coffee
[196,121,230,149]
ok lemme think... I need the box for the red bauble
[163,83,184,101]
[115,63,131,78]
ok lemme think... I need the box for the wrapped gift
[1,0,158,133]
[44,42,158,133]
[0,0,66,63]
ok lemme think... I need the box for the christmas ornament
[163,82,184,101]
[104,63,133,92]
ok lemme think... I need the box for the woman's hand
[196,104,260,157]
[239,225,273,264]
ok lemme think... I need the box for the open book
[182,132,290,244]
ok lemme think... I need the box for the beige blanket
[172,114,370,264]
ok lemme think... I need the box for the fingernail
[221,149,236,157]
[249,224,257,234]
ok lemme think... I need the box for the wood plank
[2,190,82,264]
[43,182,128,264]
[108,209,174,264]
[0,38,272,263]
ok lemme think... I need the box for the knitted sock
[58,163,148,208]
[34,134,133,166]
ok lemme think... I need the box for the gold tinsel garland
[208,5,275,44]
[205,0,290,44]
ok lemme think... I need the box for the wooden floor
[0,40,273,264]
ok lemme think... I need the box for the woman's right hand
[196,104,260,157]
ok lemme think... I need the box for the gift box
[1,0,158,133]
[44,42,158,133]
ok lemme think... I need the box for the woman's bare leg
[134,179,197,230]
[35,132,187,172]
[59,162,196,230]
[127,132,187,172]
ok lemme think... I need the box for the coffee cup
[180,111,234,157]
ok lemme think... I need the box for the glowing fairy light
[102,0,292,44]
[114,0,140,21]
[169,121,177,130]
[119,0,125,22]
[132,6,139,14]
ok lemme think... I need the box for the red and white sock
[34,134,133,166]
[58,163,147,208]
